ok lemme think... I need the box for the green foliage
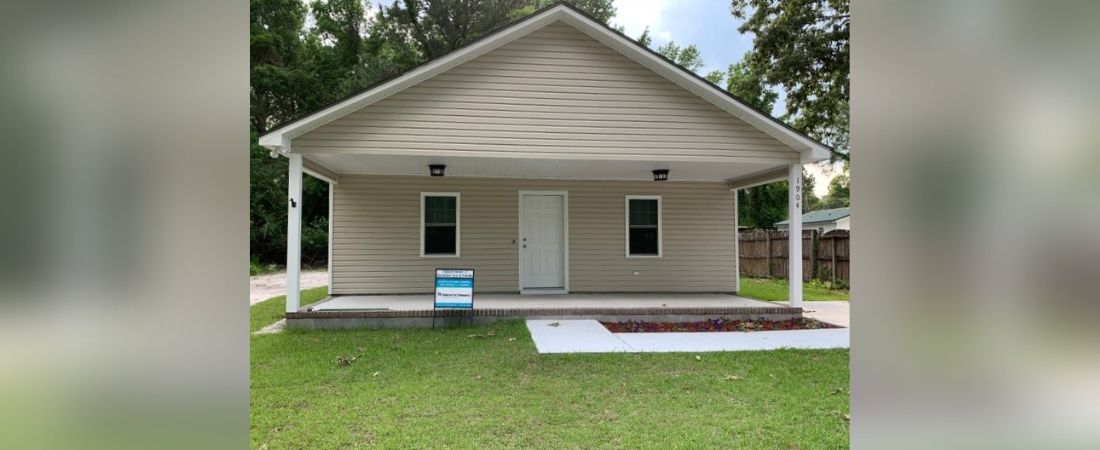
[250,256,283,276]
[250,321,849,447]
[656,40,704,71]
[703,69,724,84]
[524,0,616,22]
[820,171,850,209]
[636,26,652,47]
[737,169,819,229]
[721,55,780,113]
[738,182,786,229]
[731,0,850,157]
[803,171,821,212]
[377,0,530,59]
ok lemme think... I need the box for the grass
[250,322,849,448]
[251,286,329,332]
[740,277,849,302]
[250,259,284,276]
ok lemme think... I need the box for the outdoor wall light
[429,164,446,176]
[652,169,669,181]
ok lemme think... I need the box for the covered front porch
[256,3,833,328]
[288,292,801,330]
[275,156,815,321]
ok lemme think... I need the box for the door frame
[518,190,569,294]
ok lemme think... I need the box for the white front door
[521,194,565,289]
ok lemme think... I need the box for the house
[776,207,850,233]
[257,2,831,328]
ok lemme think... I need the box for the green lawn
[251,322,849,448]
[740,277,849,302]
[251,286,329,332]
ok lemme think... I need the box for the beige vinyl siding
[331,175,736,294]
[296,21,796,163]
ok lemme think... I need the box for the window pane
[425,225,456,254]
[629,228,659,255]
[425,196,456,224]
[629,199,657,226]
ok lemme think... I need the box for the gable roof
[258,1,832,162]
[776,207,850,225]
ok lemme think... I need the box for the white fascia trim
[258,8,567,153]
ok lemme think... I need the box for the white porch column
[788,163,803,307]
[733,190,740,293]
[286,153,303,313]
[327,181,333,296]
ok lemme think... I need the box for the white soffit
[306,153,780,182]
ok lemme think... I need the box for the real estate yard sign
[434,269,474,309]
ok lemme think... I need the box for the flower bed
[601,317,837,333]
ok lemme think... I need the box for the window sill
[420,254,461,258]
[626,254,663,258]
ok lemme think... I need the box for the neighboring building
[776,207,850,233]
[258,2,831,321]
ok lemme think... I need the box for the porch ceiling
[306,152,788,182]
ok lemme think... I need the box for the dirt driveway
[250,270,329,305]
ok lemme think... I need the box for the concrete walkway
[776,301,849,327]
[526,320,849,354]
[250,270,328,305]
[526,320,634,353]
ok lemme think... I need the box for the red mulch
[601,317,836,333]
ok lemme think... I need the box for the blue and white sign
[434,269,474,309]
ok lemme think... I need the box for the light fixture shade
[652,169,669,181]
[429,164,446,176]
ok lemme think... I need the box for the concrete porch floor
[309,292,777,311]
[290,293,800,329]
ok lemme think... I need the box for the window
[626,195,661,257]
[421,193,460,257]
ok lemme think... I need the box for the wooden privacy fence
[738,229,850,285]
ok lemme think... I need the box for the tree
[721,56,779,113]
[738,184,786,229]
[250,0,312,132]
[376,0,530,59]
[803,172,821,212]
[656,41,703,71]
[820,172,850,209]
[521,0,615,22]
[737,170,818,228]
[636,26,652,47]
[730,0,849,158]
[632,28,705,73]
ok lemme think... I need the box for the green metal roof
[775,207,850,225]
